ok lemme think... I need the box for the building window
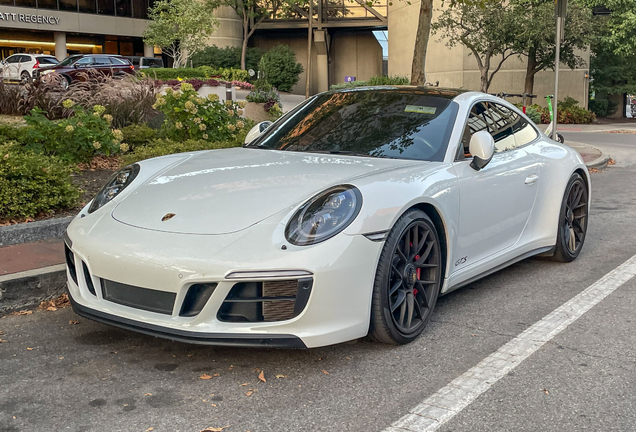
[14,0,36,7]
[132,0,147,19]
[115,0,131,16]
[0,0,15,5]
[59,0,78,11]
[37,0,58,9]
[98,0,115,15]
[78,0,97,13]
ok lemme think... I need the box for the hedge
[139,66,249,83]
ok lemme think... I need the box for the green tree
[258,44,304,92]
[582,0,636,56]
[143,0,219,68]
[510,0,593,94]
[221,0,289,70]
[432,1,519,92]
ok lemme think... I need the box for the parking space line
[384,254,636,432]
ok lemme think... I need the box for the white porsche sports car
[65,87,590,348]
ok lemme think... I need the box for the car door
[451,101,540,271]
[70,56,94,80]
[93,56,112,75]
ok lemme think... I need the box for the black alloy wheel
[369,210,442,344]
[552,173,588,262]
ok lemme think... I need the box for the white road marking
[384,254,636,432]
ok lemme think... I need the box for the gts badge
[455,256,467,267]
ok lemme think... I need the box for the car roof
[329,85,469,99]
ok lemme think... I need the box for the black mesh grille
[101,279,176,315]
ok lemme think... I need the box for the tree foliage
[143,0,219,68]
[221,0,289,70]
[510,0,593,94]
[432,1,519,92]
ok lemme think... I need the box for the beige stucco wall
[330,30,383,85]
[252,29,383,95]
[388,0,590,108]
[0,5,147,36]
[207,6,243,48]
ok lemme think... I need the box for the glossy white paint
[65,90,590,348]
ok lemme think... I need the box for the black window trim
[453,98,542,162]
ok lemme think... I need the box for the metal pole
[553,17,562,140]
[305,0,313,99]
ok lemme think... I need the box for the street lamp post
[553,0,567,140]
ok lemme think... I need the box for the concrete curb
[0,216,73,247]
[0,264,67,313]
[586,155,611,169]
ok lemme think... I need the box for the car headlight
[285,185,362,246]
[88,164,140,213]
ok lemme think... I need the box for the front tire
[369,210,442,344]
[552,173,588,262]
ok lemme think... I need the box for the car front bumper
[65,211,384,348]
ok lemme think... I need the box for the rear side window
[142,57,163,67]
[110,57,129,65]
[37,57,58,65]
[94,57,111,65]
[460,101,517,156]
[18,55,32,63]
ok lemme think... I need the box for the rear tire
[369,210,442,344]
[552,173,588,262]
[20,71,31,84]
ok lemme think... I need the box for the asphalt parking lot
[2,153,636,432]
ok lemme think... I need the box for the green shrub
[23,102,124,163]
[525,107,542,124]
[140,66,249,82]
[246,87,280,104]
[0,124,28,144]
[0,142,80,220]
[154,82,247,141]
[330,81,368,90]
[258,45,304,92]
[121,124,158,150]
[558,96,579,110]
[589,98,618,118]
[122,138,243,165]
[191,45,262,71]
[367,76,410,86]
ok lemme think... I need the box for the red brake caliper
[414,254,420,296]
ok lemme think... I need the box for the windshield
[250,90,459,162]
[56,55,81,67]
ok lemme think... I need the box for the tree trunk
[241,13,249,70]
[480,70,489,92]
[524,46,537,94]
[410,0,434,86]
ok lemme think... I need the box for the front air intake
[217,278,313,323]
[64,243,78,285]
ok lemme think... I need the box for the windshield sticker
[405,105,437,115]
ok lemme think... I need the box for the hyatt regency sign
[0,10,61,25]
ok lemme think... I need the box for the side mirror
[469,130,495,171]
[244,121,273,146]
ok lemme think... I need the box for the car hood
[112,147,421,235]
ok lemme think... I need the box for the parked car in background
[125,56,164,70]
[0,54,59,83]
[36,54,135,88]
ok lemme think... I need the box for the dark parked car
[36,54,135,87]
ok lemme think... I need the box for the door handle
[525,174,539,185]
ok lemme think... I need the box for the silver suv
[0,54,59,83]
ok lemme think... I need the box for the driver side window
[456,102,517,160]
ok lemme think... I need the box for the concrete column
[144,43,154,57]
[314,30,330,93]
[54,32,67,61]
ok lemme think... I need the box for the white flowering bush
[154,83,246,141]
[24,100,126,163]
